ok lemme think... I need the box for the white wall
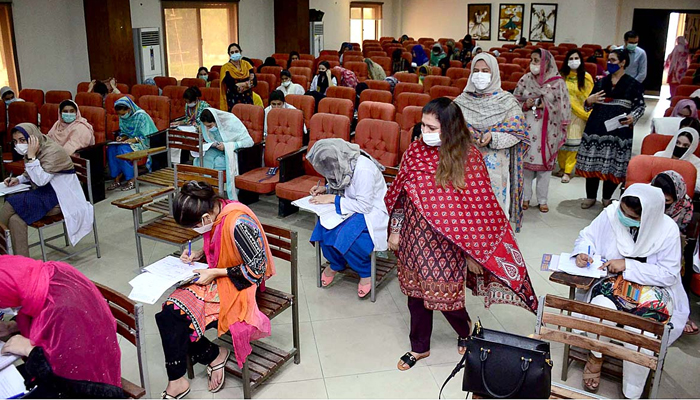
[12,0,90,93]
[239,0,275,60]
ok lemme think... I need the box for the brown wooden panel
[121,378,146,399]
[273,0,310,54]
[262,224,292,239]
[266,235,291,250]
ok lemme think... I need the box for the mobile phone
[618,116,627,123]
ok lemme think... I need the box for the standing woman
[156,181,275,398]
[47,99,95,156]
[306,139,388,297]
[220,43,255,111]
[514,49,570,213]
[106,96,157,191]
[576,49,646,208]
[665,37,689,98]
[454,53,529,231]
[558,49,594,183]
[386,98,537,370]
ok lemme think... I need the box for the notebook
[292,195,354,229]
[0,183,31,196]
[128,256,207,304]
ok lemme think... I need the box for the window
[163,2,238,80]
[0,4,18,90]
[350,2,382,44]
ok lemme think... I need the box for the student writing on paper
[306,138,389,298]
[570,184,689,396]
[0,256,123,398]
[156,181,275,397]
[174,86,211,127]
[0,124,94,257]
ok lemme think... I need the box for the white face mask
[530,64,540,75]
[422,131,442,147]
[192,214,213,234]
[282,80,291,87]
[568,59,581,70]
[471,72,492,91]
[15,143,28,155]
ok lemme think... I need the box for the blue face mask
[230,52,242,62]
[119,112,130,120]
[62,112,77,123]
[617,208,640,228]
[607,62,621,74]
[209,127,219,134]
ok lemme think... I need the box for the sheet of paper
[0,365,25,399]
[190,142,213,158]
[0,183,31,196]
[177,125,198,133]
[143,256,204,282]
[0,342,19,371]
[604,114,628,132]
[293,196,354,229]
[558,252,606,278]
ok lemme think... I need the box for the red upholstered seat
[257,73,277,94]
[200,87,220,110]
[344,61,368,81]
[446,68,469,81]
[180,78,206,88]
[291,60,313,69]
[509,72,525,82]
[355,119,400,167]
[641,133,700,158]
[19,89,44,110]
[359,89,393,104]
[138,95,170,131]
[285,94,315,129]
[77,82,91,93]
[289,67,313,83]
[45,90,72,104]
[429,85,461,99]
[39,103,59,134]
[232,104,264,143]
[502,81,518,92]
[394,82,424,104]
[500,63,524,77]
[358,101,396,122]
[130,84,159,102]
[8,101,38,132]
[452,78,469,91]
[79,106,106,143]
[162,86,187,121]
[291,75,309,91]
[367,51,387,58]
[116,83,129,94]
[318,97,354,122]
[399,105,423,156]
[275,174,321,201]
[343,55,364,64]
[74,92,103,107]
[626,155,697,194]
[208,71,220,80]
[584,63,598,79]
[261,66,282,88]
[395,92,430,126]
[154,76,177,90]
[253,80,270,107]
[422,76,451,94]
[325,86,356,103]
[677,85,700,97]
[365,80,391,91]
[513,58,530,70]
[371,56,392,75]
[105,94,135,140]
[210,65,222,73]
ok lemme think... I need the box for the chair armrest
[278,146,308,183]
[116,146,167,161]
[236,142,264,175]
[111,186,175,210]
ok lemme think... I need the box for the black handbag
[440,320,552,399]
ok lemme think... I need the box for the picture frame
[529,3,557,43]
[467,3,492,41]
[498,4,524,42]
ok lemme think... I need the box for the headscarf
[513,49,571,170]
[0,86,13,99]
[671,99,698,118]
[115,96,156,150]
[605,184,679,258]
[472,45,483,55]
[0,256,122,387]
[430,43,446,66]
[364,58,387,80]
[332,66,359,89]
[13,123,74,173]
[665,37,689,85]
[306,138,384,195]
[47,100,95,155]
[384,141,538,312]
[656,127,700,163]
[461,35,474,53]
[412,45,429,66]
[654,170,693,231]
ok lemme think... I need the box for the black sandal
[160,387,190,399]
[398,352,418,371]
[458,337,469,355]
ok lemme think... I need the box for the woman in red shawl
[387,98,537,371]
[665,37,689,98]
[0,256,123,398]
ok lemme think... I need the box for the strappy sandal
[107,181,122,191]
[539,204,549,213]
[684,320,699,336]
[321,267,336,287]
[206,349,230,393]
[160,387,190,399]
[358,281,371,298]
[561,174,571,183]
[458,337,469,355]
[522,201,530,210]
[583,353,603,393]
[397,351,429,371]
[121,181,135,191]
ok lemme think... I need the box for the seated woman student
[257,57,278,73]
[287,51,300,69]
[106,96,157,191]
[220,43,256,111]
[0,124,94,257]
[411,45,429,68]
[197,67,211,87]
[47,100,95,155]
[195,108,253,200]
[391,48,413,74]
[306,138,389,297]
[0,256,123,398]
[157,181,275,398]
[88,78,120,105]
[277,70,305,96]
[572,184,689,396]
[671,99,698,119]
[654,127,700,191]
[417,66,429,86]
[175,86,210,126]
[364,58,387,80]
[306,61,338,109]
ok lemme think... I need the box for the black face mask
[665,203,672,211]
[673,145,688,158]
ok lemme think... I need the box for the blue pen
[587,245,591,268]
[188,240,192,265]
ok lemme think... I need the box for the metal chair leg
[242,361,251,399]
[370,252,377,302]
[37,227,47,262]
[93,218,101,258]
[62,221,69,247]
[315,242,322,288]
[132,210,144,268]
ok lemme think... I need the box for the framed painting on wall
[498,4,524,41]
[529,3,557,42]
[468,3,492,41]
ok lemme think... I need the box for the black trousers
[407,296,471,353]
[585,177,619,200]
[156,304,220,381]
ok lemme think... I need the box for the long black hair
[560,49,586,90]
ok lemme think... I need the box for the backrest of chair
[77,82,91,93]
[131,84,160,102]
[394,72,419,84]
[116,83,129,94]
[446,68,469,81]
[19,89,44,110]
[75,92,103,107]
[253,80,270,108]
[372,56,392,75]
[584,63,598,78]
[8,101,38,132]
[355,119,400,167]
[211,79,221,88]
[105,94,135,137]
[39,103,59,134]
[261,66,282,87]
[509,71,525,82]
[423,76,451,93]
[429,85,461,100]
[344,61,368,80]
[79,106,106,143]
[154,76,177,89]
[265,108,304,167]
[260,224,298,302]
[167,128,203,157]
[70,155,94,202]
[513,58,531,70]
[325,86,356,104]
[626,155,697,194]
[394,82,425,103]
[291,75,309,91]
[367,51,387,58]
[289,66,313,83]
[395,92,430,114]
[318,97,354,121]
[138,95,171,131]
[210,65,222,73]
[358,101,396,122]
[501,81,518,92]
[365,80,391,92]
[308,113,351,146]
[45,90,72,104]
[359,89,393,104]
[285,94,315,129]
[175,163,225,194]
[208,71,220,81]
[399,105,423,156]
[257,73,277,92]
[641,133,672,156]
[677,85,700,97]
[200,87,220,110]
[343,55,364,64]
[162,85,187,121]
[180,78,206,88]
[232,104,264,143]
[452,78,469,91]
[291,59,313,69]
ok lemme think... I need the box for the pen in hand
[187,240,192,266]
[313,179,322,197]
[587,245,590,268]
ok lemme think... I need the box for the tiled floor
[24,92,700,398]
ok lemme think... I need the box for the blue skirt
[7,184,59,225]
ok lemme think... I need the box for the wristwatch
[26,157,36,162]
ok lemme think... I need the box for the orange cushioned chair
[116,83,129,94]
[502,81,518,92]
[513,58,530,70]
[446,68,469,82]
[642,133,700,158]
[509,71,525,82]
[355,119,400,167]
[162,85,187,121]
[39,103,59,134]
[235,108,304,204]
[138,95,171,132]
[395,92,430,125]
[45,90,72,104]
[232,104,264,145]
[626,155,696,196]
[500,63,524,77]
[399,105,423,157]
[677,85,700,97]
[429,85,461,100]
[74,92,103,107]
[105,94,135,140]
[344,61,369,81]
[253,80,270,107]
[365,80,391,92]
[358,101,396,122]
[130,84,159,102]
[318,97,354,122]
[200,87,220,109]
[180,78,206,88]
[359,89,393,104]
[285,94,315,131]
[289,67,313,83]
[8,101,38,132]
[291,75,309,91]
[367,51,387,58]
[452,78,469,92]
[371,56,392,75]
[291,59,313,69]
[19,89,44,110]
[343,55,364,64]
[393,82,424,105]
[79,106,106,143]
[584,63,598,78]
[275,113,352,216]
[261,66,283,87]
[77,82,91,93]
[154,76,177,90]
[325,86,356,104]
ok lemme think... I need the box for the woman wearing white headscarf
[654,127,700,191]
[570,184,688,396]
[193,108,253,200]
[454,53,529,231]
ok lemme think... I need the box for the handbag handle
[479,348,531,399]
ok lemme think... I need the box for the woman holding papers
[156,181,275,397]
[576,49,646,209]
[571,184,688,395]
[0,256,123,398]
[385,98,537,371]
[306,138,389,298]
[0,123,93,257]
[194,108,253,200]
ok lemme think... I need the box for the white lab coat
[19,159,94,246]
[263,104,307,137]
[276,83,305,96]
[337,156,388,251]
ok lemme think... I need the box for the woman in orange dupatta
[155,181,275,399]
